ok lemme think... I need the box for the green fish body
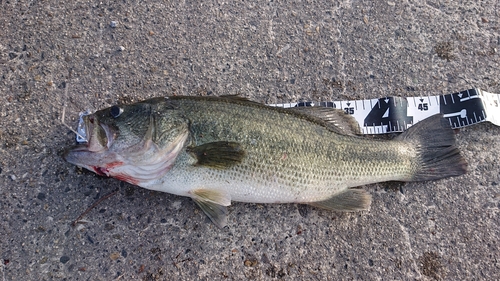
[64,96,467,227]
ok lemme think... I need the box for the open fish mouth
[63,113,116,170]
[84,114,116,153]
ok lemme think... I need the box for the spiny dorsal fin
[290,107,362,135]
[219,95,251,102]
[187,141,245,169]
[218,95,266,106]
[308,188,371,211]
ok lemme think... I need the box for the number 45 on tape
[272,88,500,135]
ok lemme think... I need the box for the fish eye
[110,105,123,118]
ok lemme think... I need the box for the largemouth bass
[64,96,467,227]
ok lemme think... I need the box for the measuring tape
[271,88,500,134]
[76,88,499,143]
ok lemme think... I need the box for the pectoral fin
[308,189,371,211]
[187,141,245,169]
[191,189,231,228]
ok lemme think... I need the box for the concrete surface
[1,0,499,280]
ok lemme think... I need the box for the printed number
[344,107,354,114]
[363,97,413,133]
[418,103,428,111]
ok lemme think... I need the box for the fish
[64,95,467,227]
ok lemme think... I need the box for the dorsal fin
[217,95,265,106]
[219,94,250,101]
[169,95,361,135]
[289,107,361,135]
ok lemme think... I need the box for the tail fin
[396,114,467,181]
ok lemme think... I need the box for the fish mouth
[63,144,127,181]
[63,144,88,161]
[84,115,116,153]
[63,114,115,168]
[63,143,115,171]
[63,110,117,178]
[63,128,190,186]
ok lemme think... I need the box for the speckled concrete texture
[1,1,499,280]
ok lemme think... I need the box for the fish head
[64,98,189,186]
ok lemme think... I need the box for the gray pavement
[1,1,499,280]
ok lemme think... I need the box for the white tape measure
[271,88,500,134]
[76,88,499,143]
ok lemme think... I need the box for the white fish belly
[143,157,370,204]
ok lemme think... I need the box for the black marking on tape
[363,97,413,133]
[440,89,486,129]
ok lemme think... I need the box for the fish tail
[396,114,467,181]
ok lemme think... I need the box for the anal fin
[308,189,372,211]
[191,189,231,228]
